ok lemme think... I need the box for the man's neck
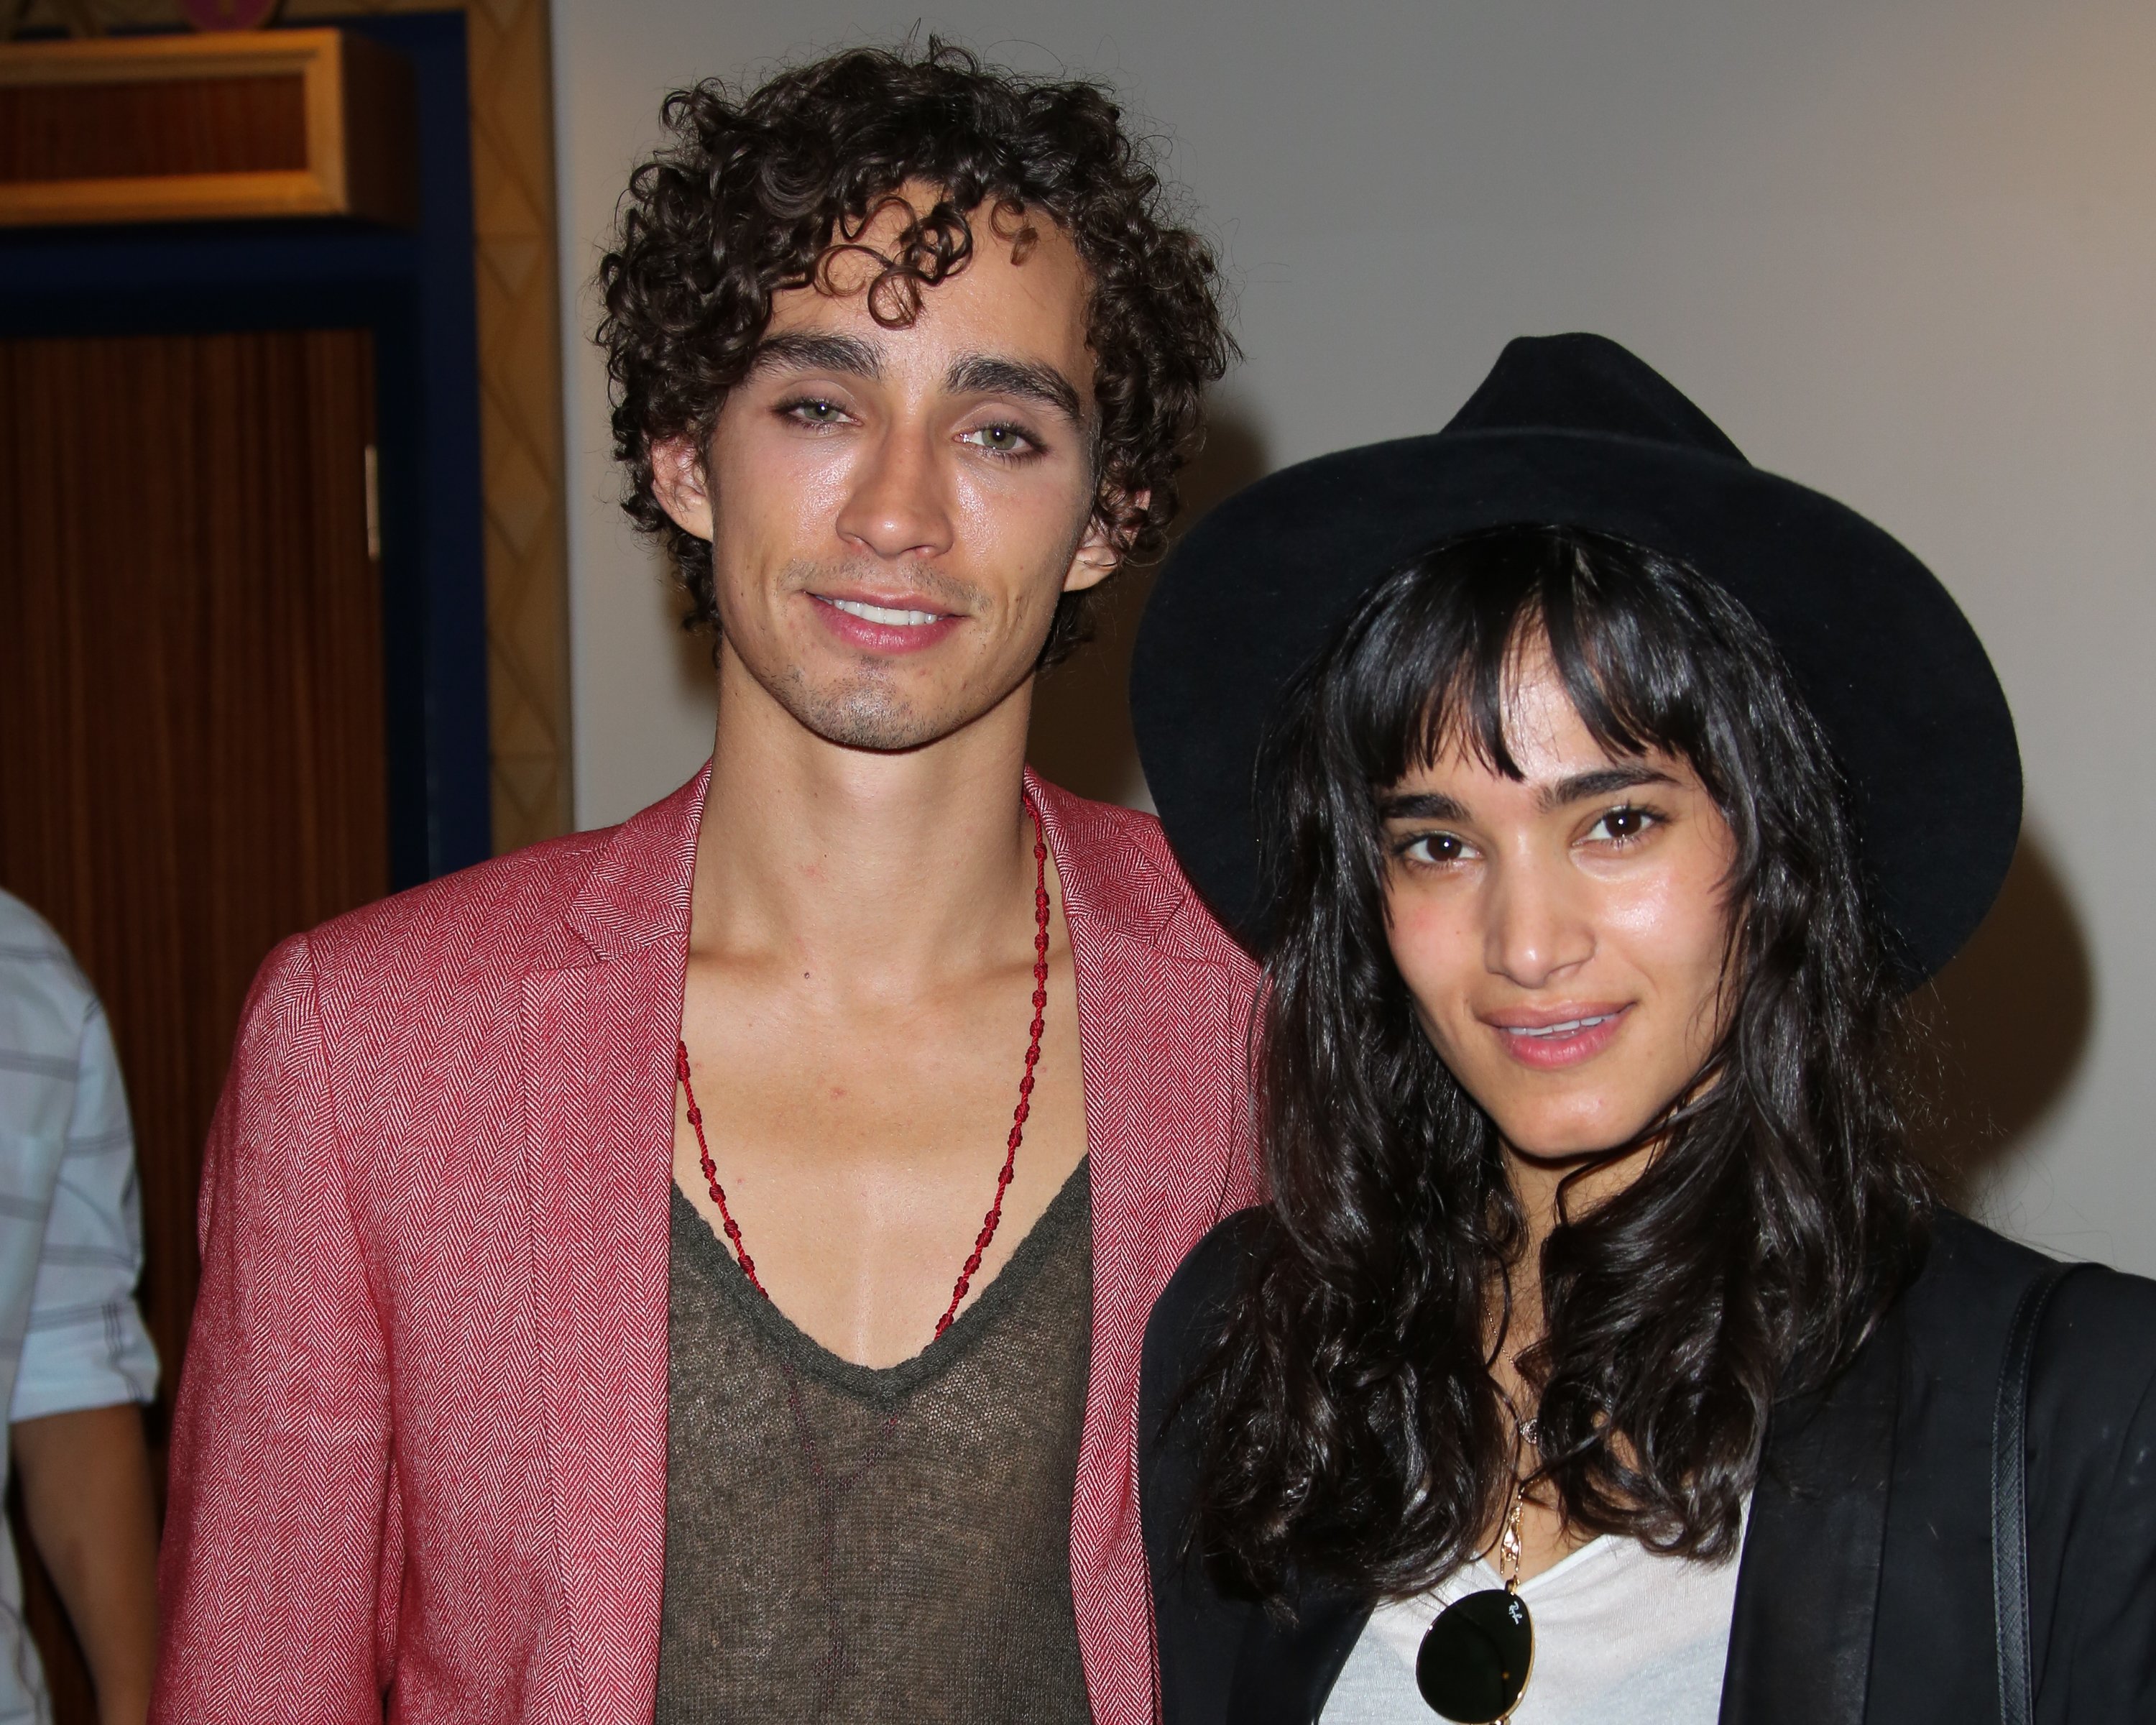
[691,647,1041,992]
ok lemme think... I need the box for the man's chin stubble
[775,667,961,754]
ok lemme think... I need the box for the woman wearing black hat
[1131,336,2156,1725]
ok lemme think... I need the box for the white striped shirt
[0,889,159,1724]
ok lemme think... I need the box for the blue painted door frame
[0,13,492,887]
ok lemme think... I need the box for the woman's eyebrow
[1535,764,1678,813]
[1378,790,1470,822]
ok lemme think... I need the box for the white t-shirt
[1319,1506,1746,1725]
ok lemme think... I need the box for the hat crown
[1440,333,1749,464]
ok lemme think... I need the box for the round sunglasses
[1415,1477,1535,1722]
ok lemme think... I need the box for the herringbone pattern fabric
[152,767,1259,1725]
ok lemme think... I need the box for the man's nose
[833,423,956,563]
[1482,858,1594,988]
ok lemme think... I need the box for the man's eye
[784,397,844,426]
[959,423,1037,456]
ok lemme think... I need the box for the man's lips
[819,594,951,627]
[1484,1003,1631,1070]
[808,591,963,653]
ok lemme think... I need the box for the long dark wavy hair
[597,40,1233,665]
[1194,524,1931,1599]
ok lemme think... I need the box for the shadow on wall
[1028,410,1271,806]
[661,547,719,703]
[1909,829,2093,1211]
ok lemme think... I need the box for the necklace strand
[675,794,1053,1341]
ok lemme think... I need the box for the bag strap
[1992,1260,2079,1725]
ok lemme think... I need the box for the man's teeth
[827,597,943,626]
[1505,1014,1618,1039]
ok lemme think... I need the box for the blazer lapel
[1029,772,1262,1724]
[1031,773,1161,1702]
[1720,1299,1907,1725]
[525,768,706,1724]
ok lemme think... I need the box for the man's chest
[672,944,1089,1368]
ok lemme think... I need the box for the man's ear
[1062,489,1151,595]
[649,436,716,540]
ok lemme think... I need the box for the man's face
[652,187,1119,753]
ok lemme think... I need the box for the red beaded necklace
[675,794,1053,1341]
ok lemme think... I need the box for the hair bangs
[1327,527,1731,830]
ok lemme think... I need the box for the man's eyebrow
[1535,763,1677,814]
[944,353,1084,425]
[1378,790,1470,823]
[745,331,882,380]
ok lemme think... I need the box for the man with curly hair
[154,42,1256,1725]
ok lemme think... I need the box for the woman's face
[1381,649,1740,1161]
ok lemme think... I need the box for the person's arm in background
[11,993,160,1725]
[12,1404,157,1725]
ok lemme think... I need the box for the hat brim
[1131,428,2022,983]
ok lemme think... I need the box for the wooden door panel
[0,327,386,1719]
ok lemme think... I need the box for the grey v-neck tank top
[655,1159,1095,1723]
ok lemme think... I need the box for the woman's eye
[959,423,1038,456]
[1400,832,1471,866]
[1586,805,1657,845]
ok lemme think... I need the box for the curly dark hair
[596,40,1234,665]
[1194,525,1930,1601]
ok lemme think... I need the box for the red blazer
[153,769,1260,1724]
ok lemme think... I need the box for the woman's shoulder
[1917,1208,2156,1363]
[1909,1208,2156,1466]
[1915,1216,2156,1708]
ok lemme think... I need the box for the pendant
[1415,1586,1534,1722]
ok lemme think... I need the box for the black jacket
[1140,1209,2156,1724]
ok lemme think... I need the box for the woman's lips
[1487,1004,1631,1070]
[810,592,963,654]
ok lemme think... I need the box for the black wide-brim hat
[1132,333,2021,982]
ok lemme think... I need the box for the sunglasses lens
[1416,1588,1533,1722]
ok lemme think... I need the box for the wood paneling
[0,73,306,180]
[0,331,389,1721]
[0,32,416,226]
[0,328,386,1716]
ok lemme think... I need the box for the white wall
[549,0,2156,1271]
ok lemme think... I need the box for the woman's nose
[1482,859,1594,988]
